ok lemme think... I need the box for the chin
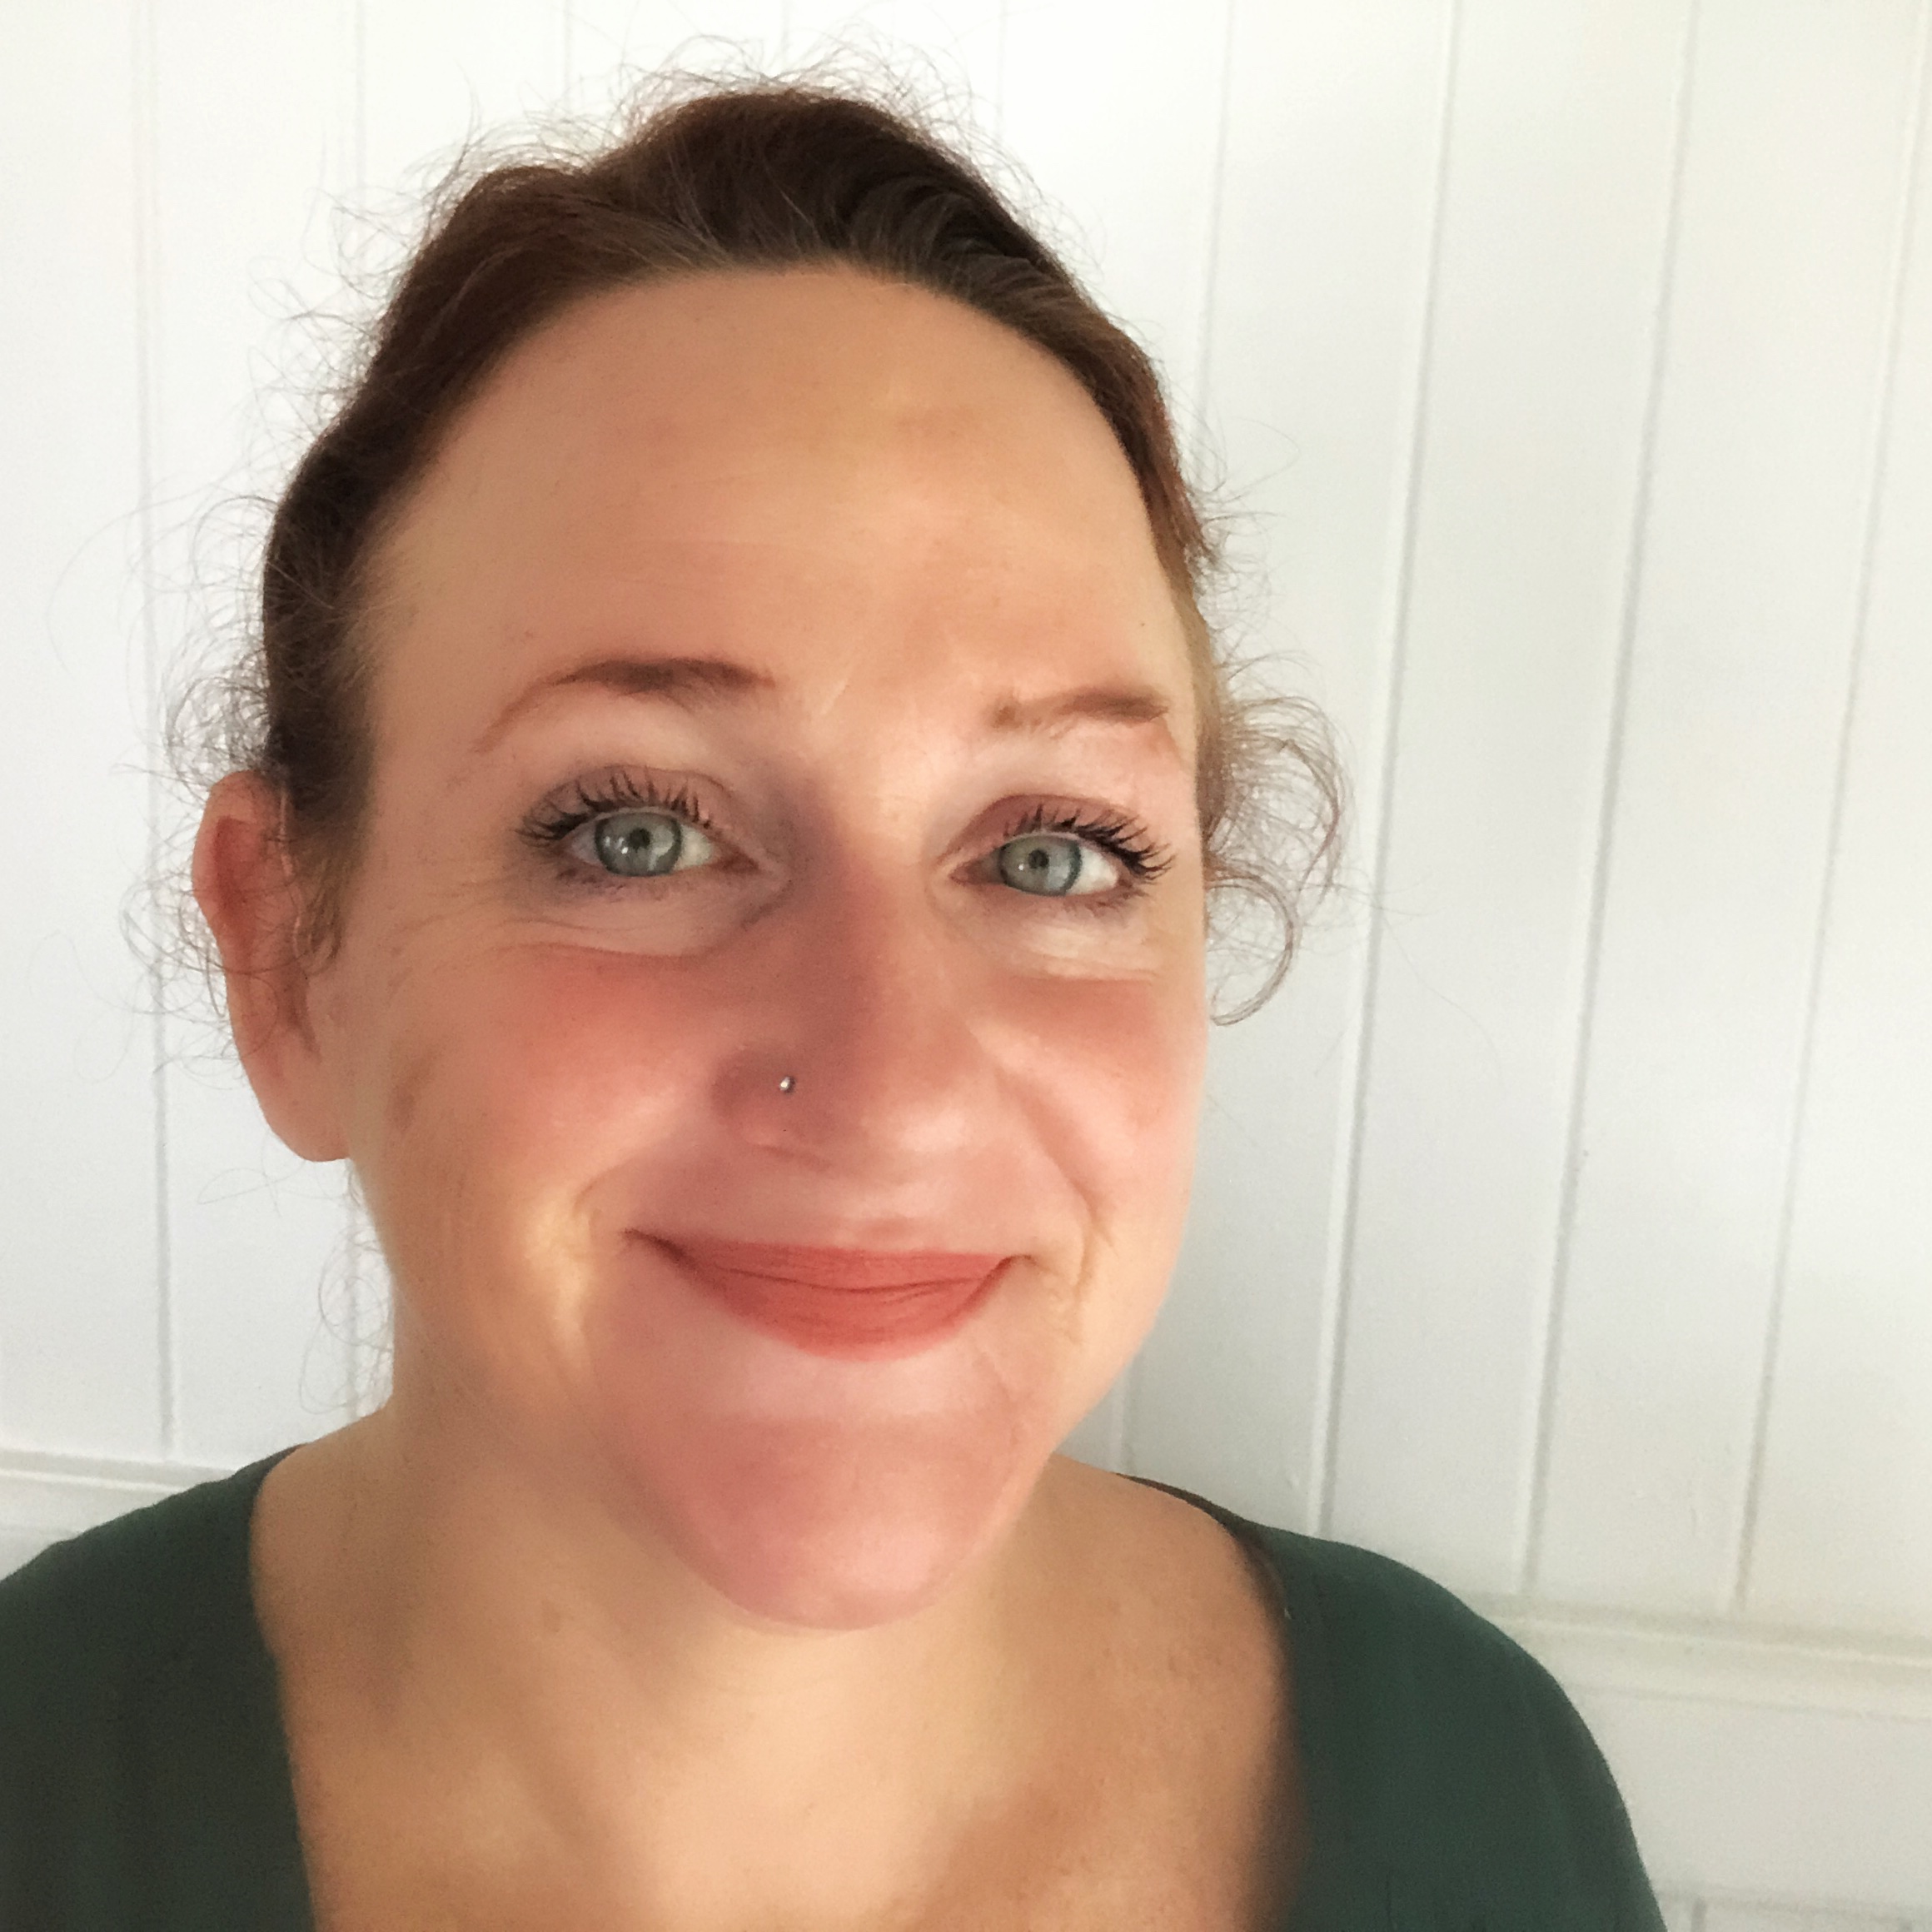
[623,1408,1044,1631]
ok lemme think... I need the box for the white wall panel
[142,0,363,1464]
[1324,0,1692,1594]
[1744,17,1932,1639]
[782,0,1001,101]
[998,0,1231,427]
[1704,1911,1915,1932]
[362,0,570,198]
[568,0,785,112]
[1579,1680,1932,1911]
[0,2,160,1456]
[1503,1596,1932,1905]
[165,1070,360,1461]
[1534,0,1926,1614]
[1130,0,1453,1528]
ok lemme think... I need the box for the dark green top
[0,1454,1665,1930]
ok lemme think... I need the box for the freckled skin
[187,266,1311,1932]
[222,266,1208,1630]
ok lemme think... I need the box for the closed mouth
[645,1236,1009,1357]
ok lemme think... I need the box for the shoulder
[0,1464,267,1723]
[0,1459,302,1927]
[1202,1503,1666,1929]
[1262,1522,1552,1718]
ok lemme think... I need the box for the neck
[255,1383,1092,1921]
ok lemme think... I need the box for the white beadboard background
[2,0,1930,1918]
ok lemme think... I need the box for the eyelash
[519,769,717,858]
[992,802,1174,893]
[517,773,1174,900]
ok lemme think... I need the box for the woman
[0,81,1666,1930]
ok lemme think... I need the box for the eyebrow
[472,655,775,757]
[471,654,1173,756]
[984,685,1173,734]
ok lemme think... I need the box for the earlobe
[191,773,351,1163]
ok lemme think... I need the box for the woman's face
[296,268,1208,1627]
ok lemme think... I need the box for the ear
[192,772,351,1162]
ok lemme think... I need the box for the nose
[711,861,998,1179]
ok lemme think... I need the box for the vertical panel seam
[1728,0,1932,1617]
[1121,0,1239,1482]
[132,0,174,1458]
[1186,0,1237,450]
[1517,0,1705,1598]
[1313,0,1464,1538]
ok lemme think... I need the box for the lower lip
[649,1238,1008,1360]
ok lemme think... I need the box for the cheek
[336,908,1206,1432]
[360,943,1205,1198]
[345,908,1209,1215]
[340,944,731,1349]
[990,969,1208,1345]
[1002,968,1208,1208]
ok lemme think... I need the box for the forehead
[367,266,1196,729]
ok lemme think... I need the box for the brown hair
[212,76,1340,1015]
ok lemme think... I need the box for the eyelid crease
[520,769,719,844]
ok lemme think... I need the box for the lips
[651,1237,1008,1358]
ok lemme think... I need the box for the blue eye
[995,832,1121,897]
[582,809,718,878]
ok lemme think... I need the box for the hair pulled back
[231,76,1339,1014]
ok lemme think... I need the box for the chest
[920,1706,1302,1932]
[293,1696,1298,1932]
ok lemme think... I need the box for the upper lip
[650,1237,1006,1292]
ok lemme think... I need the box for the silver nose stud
[778,1074,796,1095]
